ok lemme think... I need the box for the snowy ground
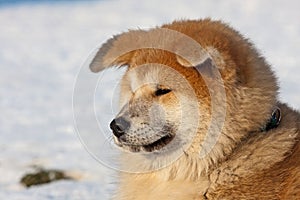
[0,0,299,199]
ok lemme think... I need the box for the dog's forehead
[127,65,168,91]
[124,63,206,97]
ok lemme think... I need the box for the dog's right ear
[89,30,144,73]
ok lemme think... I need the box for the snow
[0,0,299,199]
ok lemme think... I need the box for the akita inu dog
[90,19,300,199]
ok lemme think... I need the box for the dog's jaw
[113,126,176,153]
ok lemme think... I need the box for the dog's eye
[155,88,172,96]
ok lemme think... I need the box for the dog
[89,19,300,199]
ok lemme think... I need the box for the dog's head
[90,19,278,164]
[109,57,208,153]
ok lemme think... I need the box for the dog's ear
[176,46,225,78]
[194,58,217,78]
[90,30,144,73]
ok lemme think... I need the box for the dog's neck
[160,105,294,181]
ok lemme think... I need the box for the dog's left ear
[90,30,145,73]
[195,58,217,78]
[176,47,225,78]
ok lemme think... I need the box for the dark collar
[261,106,281,132]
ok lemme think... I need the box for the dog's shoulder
[207,103,300,199]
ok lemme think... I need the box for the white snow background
[0,0,299,199]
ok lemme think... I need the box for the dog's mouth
[142,134,174,152]
[116,134,175,153]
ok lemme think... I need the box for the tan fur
[90,19,300,199]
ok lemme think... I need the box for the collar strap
[261,106,281,132]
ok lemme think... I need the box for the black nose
[110,117,130,138]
